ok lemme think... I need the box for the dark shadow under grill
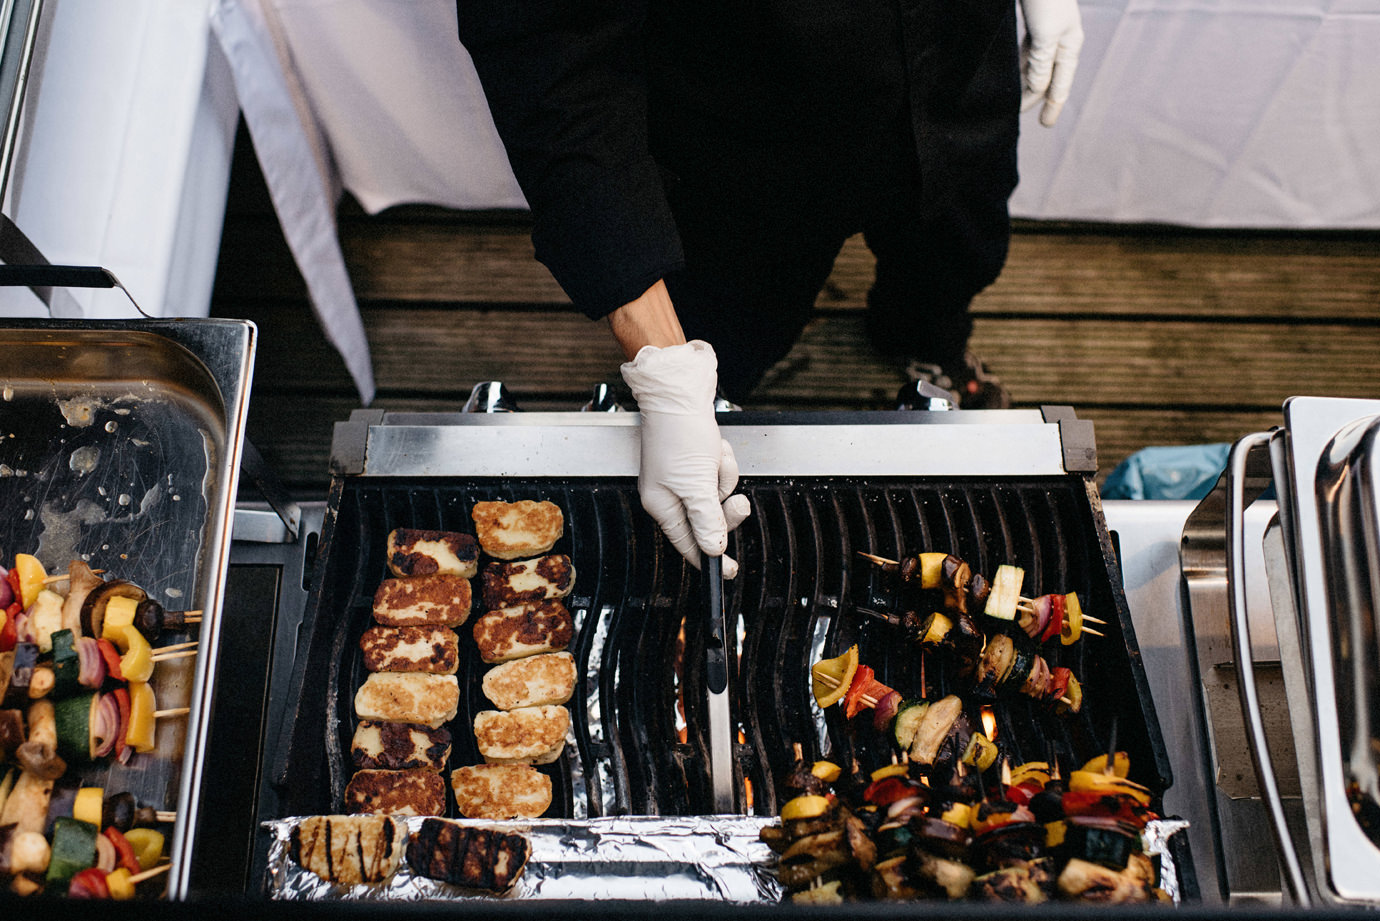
[273,472,1169,824]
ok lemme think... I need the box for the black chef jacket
[455,0,1020,326]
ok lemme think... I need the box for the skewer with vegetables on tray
[761,549,1168,904]
[0,554,192,898]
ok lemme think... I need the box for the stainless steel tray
[0,318,255,898]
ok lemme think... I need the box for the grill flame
[981,705,997,739]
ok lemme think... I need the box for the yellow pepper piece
[1008,760,1053,788]
[810,644,859,709]
[106,867,136,900]
[73,786,105,827]
[869,763,909,782]
[780,794,832,821]
[1079,750,1130,778]
[810,760,842,783]
[940,801,972,828]
[102,596,140,643]
[117,624,154,683]
[1060,592,1084,645]
[123,828,164,871]
[1045,819,1068,849]
[13,554,45,610]
[126,681,157,753]
[1068,769,1153,807]
[917,552,948,590]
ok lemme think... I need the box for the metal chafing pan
[0,316,255,898]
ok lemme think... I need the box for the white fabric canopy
[0,0,241,320]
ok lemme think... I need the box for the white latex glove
[1020,0,1084,127]
[620,341,751,578]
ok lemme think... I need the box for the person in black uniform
[455,1,1083,577]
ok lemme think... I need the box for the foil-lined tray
[264,815,782,902]
[263,814,1187,904]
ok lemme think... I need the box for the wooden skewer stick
[154,811,177,823]
[128,862,172,885]
[153,640,199,654]
[1082,614,1108,625]
[180,611,204,623]
[1082,626,1105,638]
[154,707,191,719]
[43,569,106,584]
[811,669,878,708]
[151,649,198,663]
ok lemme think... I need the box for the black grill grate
[275,473,1169,821]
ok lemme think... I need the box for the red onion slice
[91,692,121,759]
[75,636,106,689]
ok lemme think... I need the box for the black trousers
[656,118,1013,405]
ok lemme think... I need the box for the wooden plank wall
[211,130,1380,498]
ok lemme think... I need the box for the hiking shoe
[902,350,1012,409]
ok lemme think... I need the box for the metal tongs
[701,554,736,813]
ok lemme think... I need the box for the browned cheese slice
[351,720,452,772]
[480,554,576,609]
[344,768,446,817]
[359,624,460,674]
[386,528,480,579]
[473,705,570,764]
[471,500,563,560]
[450,763,553,819]
[353,672,459,729]
[480,651,577,710]
[290,814,404,886]
[372,574,472,627]
[406,817,532,893]
[472,599,574,664]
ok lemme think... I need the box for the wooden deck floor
[211,131,1380,497]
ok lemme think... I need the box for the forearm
[607,279,686,361]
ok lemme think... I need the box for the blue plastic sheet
[1103,444,1231,501]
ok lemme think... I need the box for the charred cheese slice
[473,705,570,764]
[354,672,459,729]
[386,528,479,579]
[472,599,574,664]
[344,768,446,817]
[372,574,472,627]
[359,624,459,674]
[351,721,451,772]
[290,814,404,886]
[406,818,532,892]
[450,764,553,820]
[471,500,563,560]
[480,554,576,609]
[481,651,577,710]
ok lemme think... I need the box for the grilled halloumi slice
[386,528,479,579]
[290,814,404,886]
[353,672,459,729]
[372,574,472,627]
[471,500,563,560]
[359,624,459,674]
[407,818,532,892]
[351,721,452,772]
[480,554,576,609]
[450,764,553,820]
[472,600,574,664]
[473,705,570,764]
[344,768,446,817]
[481,651,577,710]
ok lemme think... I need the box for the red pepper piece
[0,602,17,652]
[67,867,111,899]
[843,665,896,720]
[1040,593,1066,643]
[1060,791,1153,826]
[863,775,919,806]
[103,827,141,876]
[96,638,125,684]
[111,686,131,761]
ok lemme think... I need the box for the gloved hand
[620,340,751,578]
[1019,0,1084,127]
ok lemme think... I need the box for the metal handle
[1225,432,1312,906]
[701,554,736,813]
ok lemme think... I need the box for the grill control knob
[464,381,521,413]
[581,382,624,412]
[895,380,955,412]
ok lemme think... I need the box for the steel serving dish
[0,317,255,898]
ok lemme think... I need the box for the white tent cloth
[216,0,1380,401]
[0,0,240,320]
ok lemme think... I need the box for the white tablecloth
[215,0,1380,402]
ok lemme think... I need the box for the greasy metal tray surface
[270,472,1171,834]
[0,319,255,898]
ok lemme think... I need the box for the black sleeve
[456,2,684,320]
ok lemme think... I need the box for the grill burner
[276,467,1169,822]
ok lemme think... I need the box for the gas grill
[234,402,1181,900]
